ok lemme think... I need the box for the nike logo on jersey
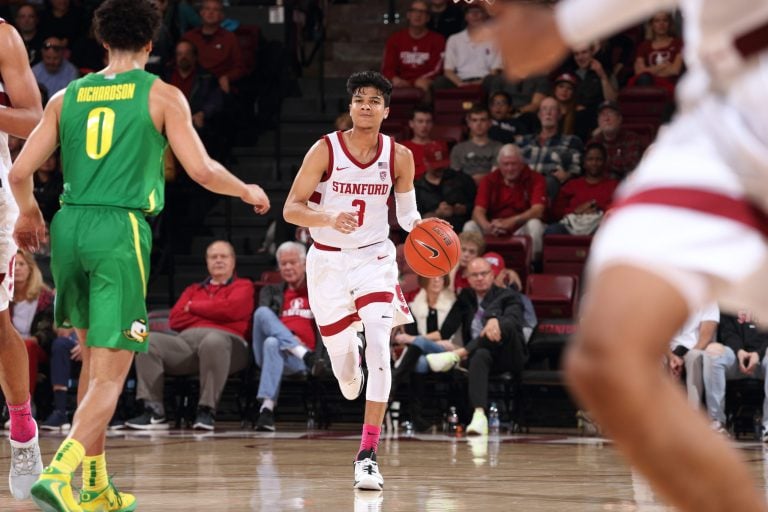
[336,165,350,171]
[415,240,440,259]
[377,255,388,260]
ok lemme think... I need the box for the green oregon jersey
[59,69,167,214]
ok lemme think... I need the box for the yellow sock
[82,453,109,491]
[47,438,85,476]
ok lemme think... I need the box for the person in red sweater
[400,105,451,180]
[126,240,254,431]
[182,0,245,94]
[466,143,548,259]
[381,0,445,99]
[546,142,619,235]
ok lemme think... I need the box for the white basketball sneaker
[354,450,384,491]
[339,332,366,400]
[9,421,43,500]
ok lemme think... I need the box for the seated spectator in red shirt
[629,11,684,96]
[401,106,451,180]
[381,0,445,100]
[546,142,618,236]
[127,241,254,431]
[182,0,246,94]
[589,101,645,179]
[464,144,547,259]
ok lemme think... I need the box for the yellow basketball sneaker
[29,467,83,512]
[79,478,136,512]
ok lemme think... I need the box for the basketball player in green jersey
[8,1,270,510]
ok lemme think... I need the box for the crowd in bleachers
[5,0,768,439]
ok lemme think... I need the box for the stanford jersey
[309,131,395,249]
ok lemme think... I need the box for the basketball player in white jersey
[489,0,768,510]
[285,71,430,491]
[0,18,43,500]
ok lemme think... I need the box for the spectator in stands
[166,40,225,158]
[630,11,684,95]
[425,257,527,435]
[465,144,547,259]
[427,0,465,39]
[401,105,451,180]
[488,91,528,144]
[546,142,618,235]
[381,0,445,101]
[33,152,63,224]
[15,3,43,66]
[433,3,501,93]
[10,250,56,412]
[562,43,618,112]
[127,240,253,431]
[552,72,586,137]
[32,36,79,96]
[497,75,550,121]
[182,0,246,94]
[414,161,475,232]
[452,231,485,293]
[39,326,78,431]
[39,0,85,48]
[147,0,177,75]
[391,273,458,432]
[518,96,584,200]
[702,311,768,438]
[251,242,322,432]
[589,101,645,179]
[668,303,719,408]
[450,105,502,182]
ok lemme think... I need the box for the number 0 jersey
[308,131,395,249]
[59,69,167,214]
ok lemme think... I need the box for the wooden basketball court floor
[0,427,766,511]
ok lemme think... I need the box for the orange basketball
[404,219,461,278]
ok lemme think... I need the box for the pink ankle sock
[358,423,381,456]
[8,398,35,443]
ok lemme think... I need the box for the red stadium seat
[430,124,465,146]
[541,235,593,278]
[259,270,283,284]
[433,85,483,125]
[618,86,669,129]
[387,87,425,124]
[526,274,579,319]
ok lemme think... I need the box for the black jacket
[719,313,768,360]
[439,285,525,348]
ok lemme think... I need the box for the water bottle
[447,406,459,435]
[488,402,500,435]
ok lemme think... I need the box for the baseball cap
[554,73,578,87]
[598,100,621,114]
[483,251,506,276]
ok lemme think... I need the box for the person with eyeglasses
[31,36,78,97]
[425,256,527,435]
[381,0,445,101]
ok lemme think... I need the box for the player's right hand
[13,208,46,253]
[331,211,359,234]
[242,184,271,215]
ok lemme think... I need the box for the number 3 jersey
[59,69,167,214]
[308,131,395,249]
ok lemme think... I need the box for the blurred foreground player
[490,0,768,511]
[9,0,270,510]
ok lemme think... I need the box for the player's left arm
[0,23,43,138]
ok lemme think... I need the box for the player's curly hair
[346,71,393,107]
[93,0,161,52]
